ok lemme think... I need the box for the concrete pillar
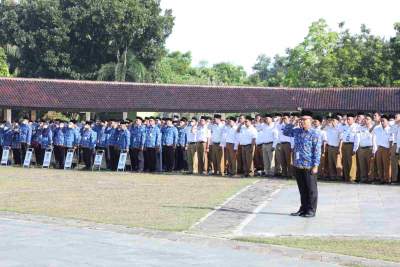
[30,110,37,121]
[5,109,11,122]
[122,112,128,120]
[85,112,91,121]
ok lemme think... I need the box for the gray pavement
[239,182,400,238]
[0,218,341,267]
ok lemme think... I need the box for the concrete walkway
[239,182,400,238]
[0,218,340,267]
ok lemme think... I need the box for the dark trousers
[162,145,175,172]
[54,145,65,169]
[145,148,157,172]
[82,147,94,169]
[294,167,318,213]
[21,143,28,164]
[174,145,187,171]
[109,146,118,171]
[129,148,144,171]
[0,145,3,162]
[34,145,43,165]
[12,148,22,165]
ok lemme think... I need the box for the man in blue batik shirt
[161,118,178,172]
[144,117,161,172]
[283,110,321,218]
[129,117,146,172]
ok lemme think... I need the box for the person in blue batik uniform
[144,117,161,172]
[129,117,146,172]
[175,117,188,171]
[80,122,97,169]
[283,110,322,218]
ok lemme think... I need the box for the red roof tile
[0,78,399,113]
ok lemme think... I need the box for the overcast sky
[160,0,400,73]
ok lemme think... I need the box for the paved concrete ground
[0,218,341,267]
[239,182,400,238]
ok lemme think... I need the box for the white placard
[94,153,103,166]
[42,150,52,168]
[117,152,128,171]
[23,149,33,167]
[64,150,74,169]
[1,147,10,165]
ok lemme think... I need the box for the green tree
[390,22,400,85]
[0,47,10,77]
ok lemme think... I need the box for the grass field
[0,167,256,231]
[236,237,400,263]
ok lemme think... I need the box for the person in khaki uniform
[185,117,198,174]
[339,113,359,182]
[223,117,238,176]
[373,114,392,184]
[253,114,264,175]
[370,112,382,180]
[355,114,374,183]
[236,115,246,175]
[210,114,225,176]
[196,116,211,175]
[277,113,293,178]
[257,114,278,177]
[324,115,341,180]
[237,115,258,177]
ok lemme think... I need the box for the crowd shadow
[162,205,289,216]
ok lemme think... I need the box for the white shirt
[195,125,211,142]
[373,125,392,153]
[324,125,341,147]
[355,126,373,148]
[237,125,257,146]
[257,123,278,148]
[223,125,238,146]
[210,123,224,144]
[185,125,197,143]
[314,126,326,145]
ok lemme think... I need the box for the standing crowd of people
[0,111,399,184]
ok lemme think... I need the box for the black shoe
[290,210,304,216]
[300,211,315,218]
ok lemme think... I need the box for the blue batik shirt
[129,124,146,148]
[144,125,161,148]
[282,124,321,169]
[177,126,187,146]
[161,125,178,146]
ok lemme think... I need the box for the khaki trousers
[254,145,263,171]
[326,145,339,178]
[241,144,255,176]
[197,142,208,174]
[280,142,292,177]
[341,143,356,182]
[226,143,237,175]
[376,146,391,183]
[356,147,373,182]
[211,143,224,175]
[187,143,198,174]
[262,143,274,174]
[274,143,282,175]
[390,144,398,182]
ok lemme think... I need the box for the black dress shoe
[300,211,315,218]
[290,210,304,216]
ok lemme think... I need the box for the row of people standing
[1,112,399,184]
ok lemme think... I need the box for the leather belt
[360,146,372,149]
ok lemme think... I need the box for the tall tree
[0,47,10,77]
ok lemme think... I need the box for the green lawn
[0,167,256,231]
[236,237,400,263]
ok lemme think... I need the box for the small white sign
[117,152,128,171]
[94,153,103,166]
[1,147,10,165]
[23,149,33,167]
[64,150,74,169]
[42,150,52,168]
